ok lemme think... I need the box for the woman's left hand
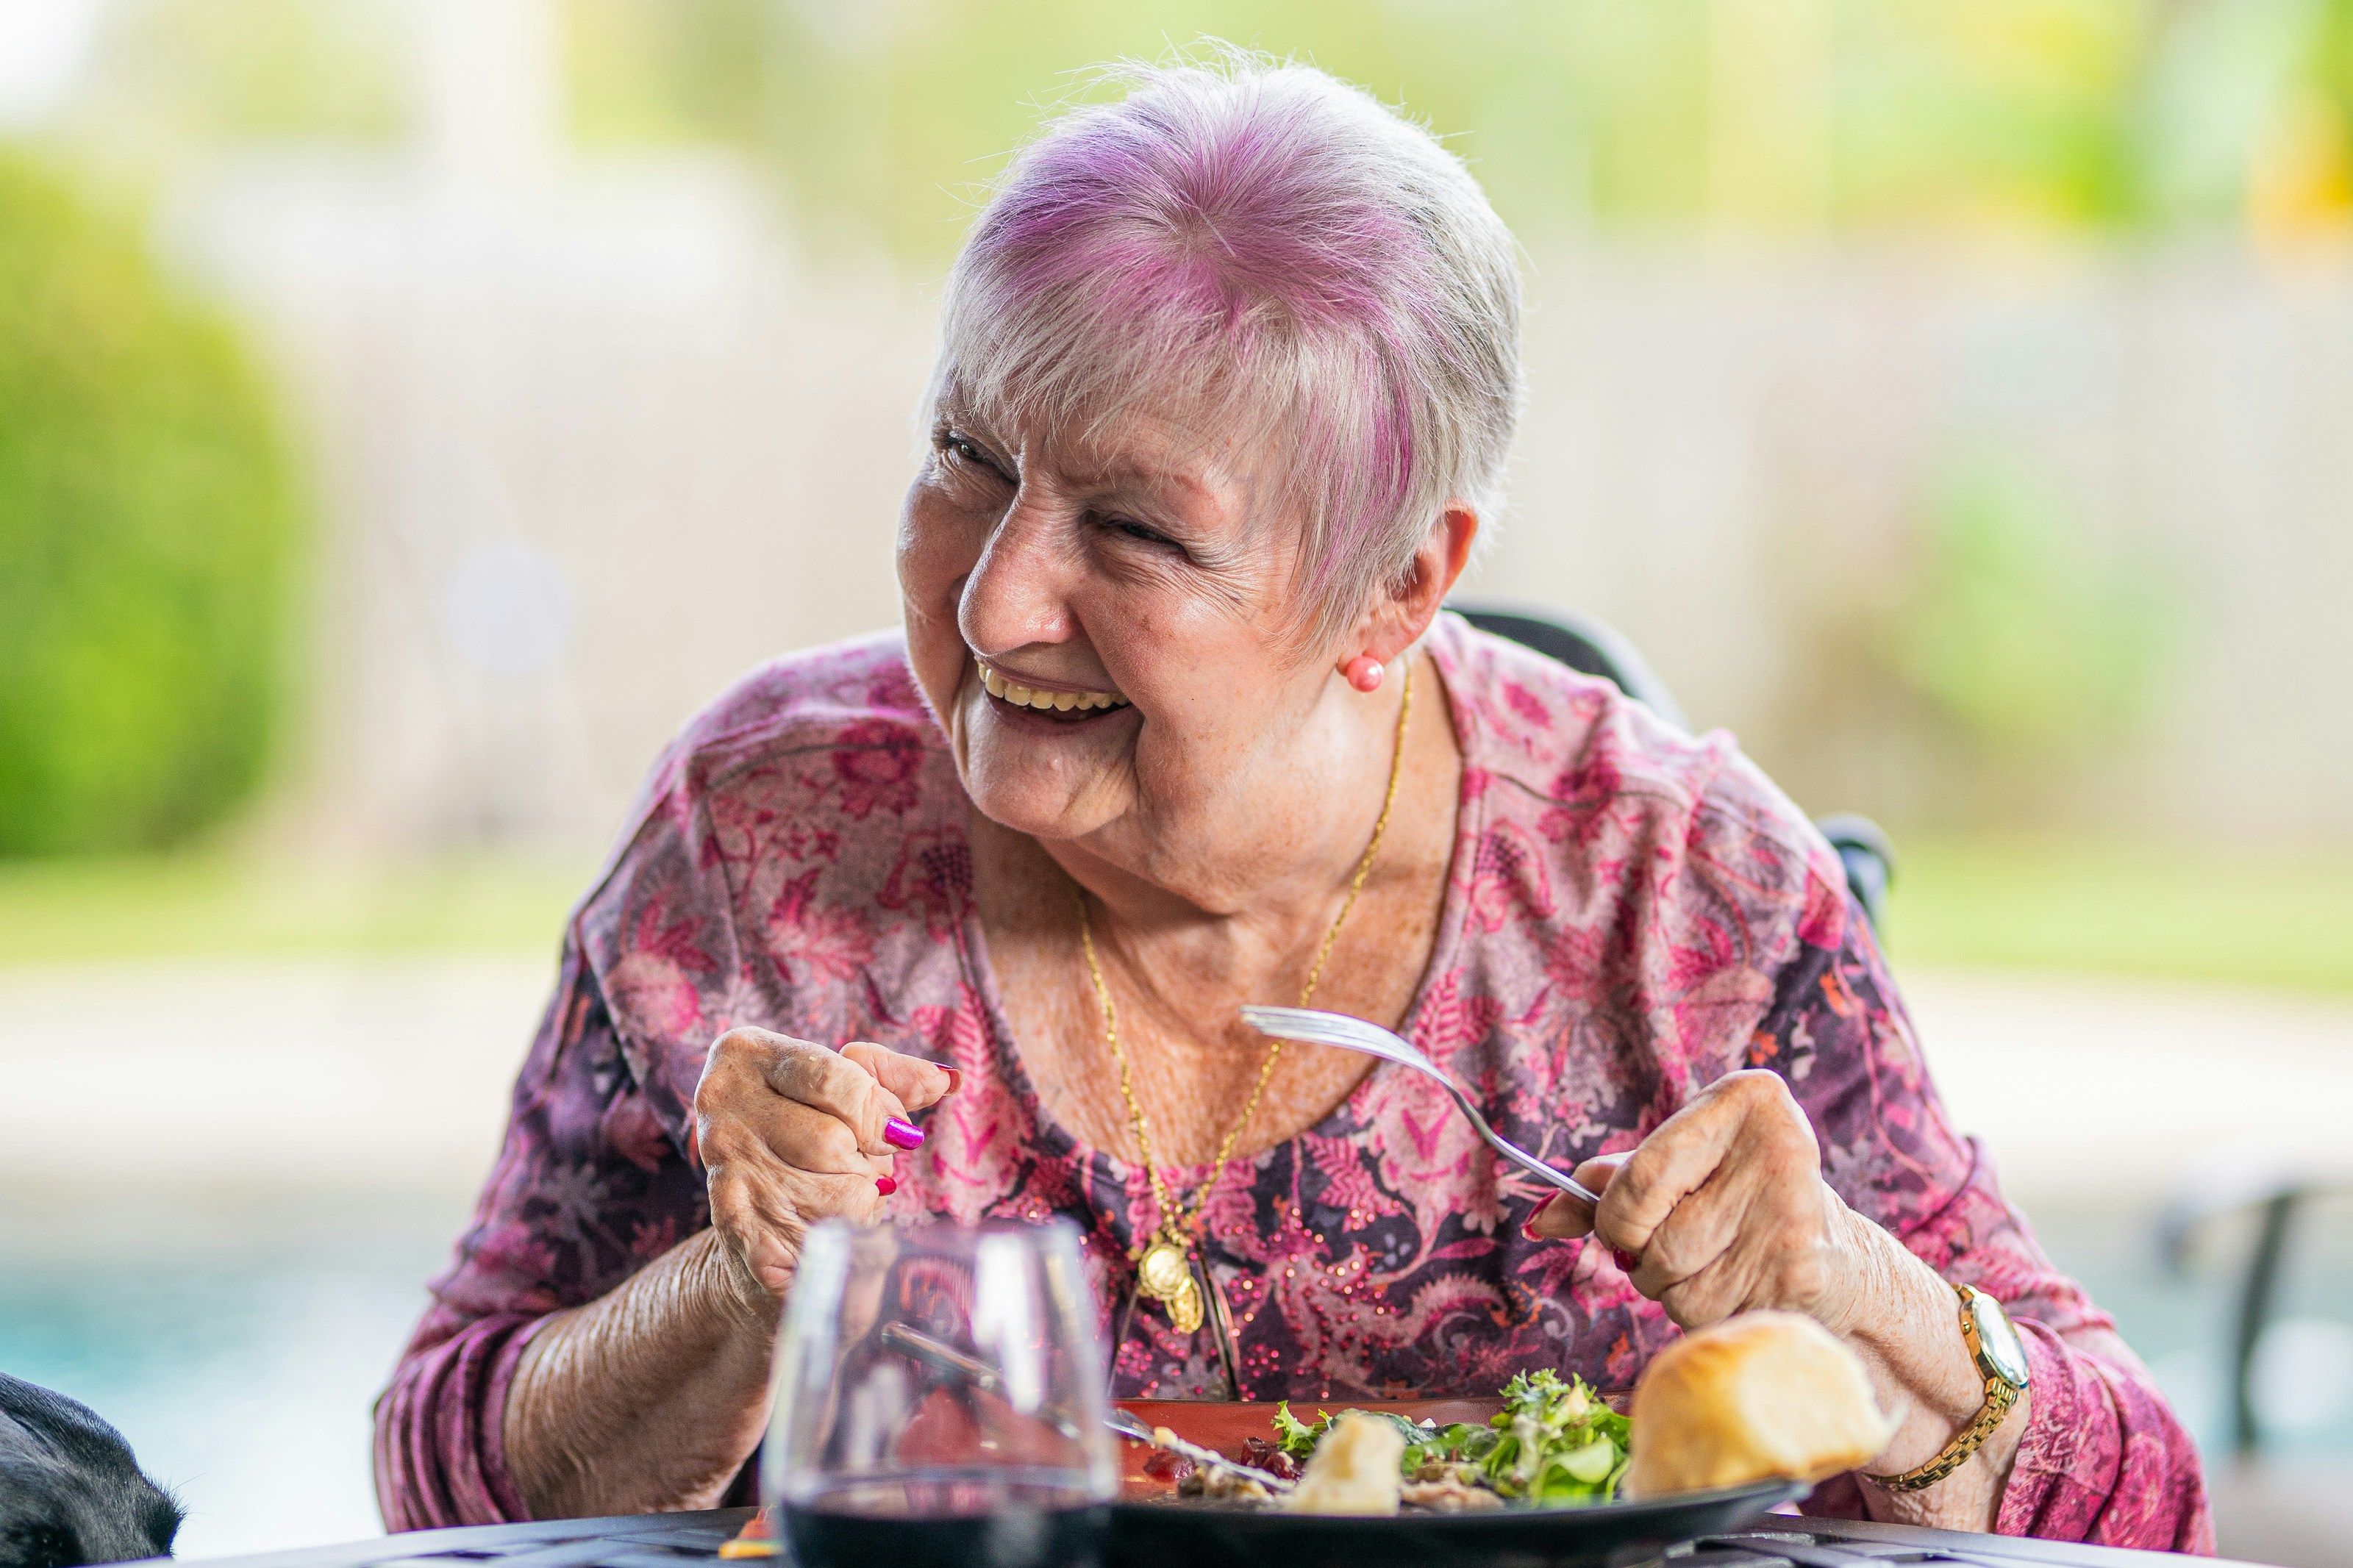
[1527,1068,2027,1526]
[1524,1068,1877,1334]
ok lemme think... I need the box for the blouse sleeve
[370,954,714,1529]
[1759,879,2214,1552]
[373,775,744,1530]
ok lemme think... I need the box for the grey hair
[925,46,1524,645]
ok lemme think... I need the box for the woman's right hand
[691,1027,955,1314]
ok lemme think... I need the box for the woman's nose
[957,503,1076,657]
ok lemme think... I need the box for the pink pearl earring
[1344,655,1385,692]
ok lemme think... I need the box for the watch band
[1867,1376,2018,1492]
[1865,1284,2021,1494]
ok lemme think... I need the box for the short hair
[929,47,1524,644]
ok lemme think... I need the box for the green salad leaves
[1272,1370,1632,1505]
[1270,1402,1424,1458]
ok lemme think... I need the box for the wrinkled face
[898,394,1341,856]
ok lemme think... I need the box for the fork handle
[1496,1141,1604,1207]
[1439,1081,1606,1206]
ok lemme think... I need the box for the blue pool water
[0,1200,460,1560]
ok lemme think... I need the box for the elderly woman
[377,58,2207,1549]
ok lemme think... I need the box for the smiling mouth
[977,661,1130,717]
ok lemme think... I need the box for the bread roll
[1285,1411,1406,1514]
[1627,1311,1894,1497]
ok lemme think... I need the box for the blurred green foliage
[1893,457,2176,762]
[561,0,2353,265]
[75,0,413,155]
[0,151,302,858]
[0,852,585,967]
[1885,834,2353,995]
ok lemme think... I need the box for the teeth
[978,662,1128,713]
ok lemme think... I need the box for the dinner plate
[1107,1400,1809,1568]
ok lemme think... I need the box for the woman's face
[898,394,1341,858]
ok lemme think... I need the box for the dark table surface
[146,1508,2237,1568]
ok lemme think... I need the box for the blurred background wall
[2,0,2352,1560]
[20,0,2353,856]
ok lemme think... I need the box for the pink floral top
[375,615,2210,1550]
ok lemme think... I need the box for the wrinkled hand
[1527,1069,1872,1336]
[1528,1070,2029,1523]
[692,1027,954,1314]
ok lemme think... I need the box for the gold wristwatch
[1866,1282,2030,1493]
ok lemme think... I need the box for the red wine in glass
[780,1469,1110,1568]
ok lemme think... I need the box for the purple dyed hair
[928,47,1524,644]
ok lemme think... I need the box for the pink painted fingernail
[1519,1193,1557,1240]
[943,1067,963,1095]
[883,1116,924,1150]
[876,1175,898,1196]
[1610,1247,1637,1273]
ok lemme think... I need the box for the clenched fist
[1527,1069,1871,1336]
[693,1027,954,1309]
[1527,1069,2035,1525]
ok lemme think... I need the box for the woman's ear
[1337,502,1480,680]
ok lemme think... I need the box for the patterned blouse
[375,615,2210,1550]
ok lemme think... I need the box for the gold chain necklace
[1074,663,1414,1333]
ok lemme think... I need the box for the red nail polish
[1519,1193,1557,1239]
[876,1175,898,1196]
[883,1116,924,1151]
[1610,1247,1637,1273]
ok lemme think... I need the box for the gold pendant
[1165,1274,1204,1333]
[1136,1237,1190,1300]
[1136,1238,1206,1333]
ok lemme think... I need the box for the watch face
[1970,1291,2032,1388]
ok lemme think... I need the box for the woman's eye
[1102,515,1171,548]
[935,432,1003,478]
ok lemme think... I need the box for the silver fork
[1104,1407,1296,1494]
[1240,1005,1604,1207]
[884,1322,1296,1492]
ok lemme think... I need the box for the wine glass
[763,1220,1120,1568]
